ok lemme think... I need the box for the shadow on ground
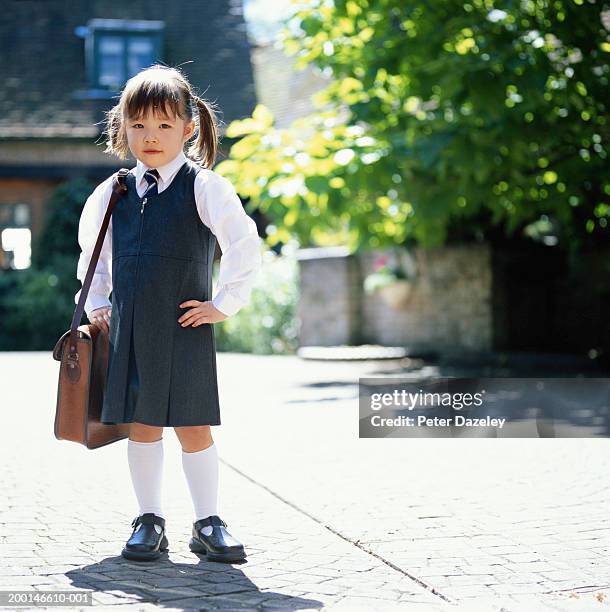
[66,553,322,610]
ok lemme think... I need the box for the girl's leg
[128,423,165,519]
[176,426,245,562]
[173,425,213,452]
[129,422,163,442]
[122,423,168,560]
[175,426,218,530]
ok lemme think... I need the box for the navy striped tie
[143,168,160,196]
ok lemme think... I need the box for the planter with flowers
[363,250,417,309]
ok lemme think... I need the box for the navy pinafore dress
[100,158,221,427]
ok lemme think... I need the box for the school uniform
[74,151,262,427]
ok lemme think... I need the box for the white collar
[134,150,187,187]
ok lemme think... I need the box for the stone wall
[296,243,493,355]
[296,242,610,360]
[296,247,362,346]
[361,244,493,354]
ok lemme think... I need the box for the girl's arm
[195,172,263,317]
[74,177,115,321]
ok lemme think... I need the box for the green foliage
[0,255,77,350]
[32,178,94,268]
[0,179,95,350]
[214,243,299,354]
[216,0,609,254]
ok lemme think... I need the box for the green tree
[217,0,609,253]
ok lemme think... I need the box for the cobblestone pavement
[0,351,609,611]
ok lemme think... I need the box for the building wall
[360,244,493,354]
[0,141,117,168]
[0,179,57,244]
[296,243,610,359]
[296,244,493,355]
[296,247,362,346]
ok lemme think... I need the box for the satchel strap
[66,169,129,364]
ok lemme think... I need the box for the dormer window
[74,19,164,98]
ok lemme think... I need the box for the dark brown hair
[102,64,220,168]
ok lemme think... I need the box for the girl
[74,65,262,563]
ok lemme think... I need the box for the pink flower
[373,255,389,271]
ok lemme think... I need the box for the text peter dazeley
[370,415,506,428]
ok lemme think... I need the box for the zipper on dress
[132,194,146,349]
[136,197,146,270]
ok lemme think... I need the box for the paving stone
[3,352,610,610]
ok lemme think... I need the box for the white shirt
[74,151,263,319]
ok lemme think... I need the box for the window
[74,19,164,98]
[98,36,125,88]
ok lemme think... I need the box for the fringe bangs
[123,76,186,121]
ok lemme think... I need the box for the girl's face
[125,107,195,168]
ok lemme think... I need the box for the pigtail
[102,103,129,160]
[188,95,220,169]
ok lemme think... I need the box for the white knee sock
[181,442,219,535]
[127,438,165,533]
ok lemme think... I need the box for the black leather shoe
[189,515,246,563]
[121,513,169,561]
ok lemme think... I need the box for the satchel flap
[52,326,94,361]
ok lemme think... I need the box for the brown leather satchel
[52,168,131,449]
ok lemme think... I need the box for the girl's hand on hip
[178,300,228,326]
[89,306,112,334]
